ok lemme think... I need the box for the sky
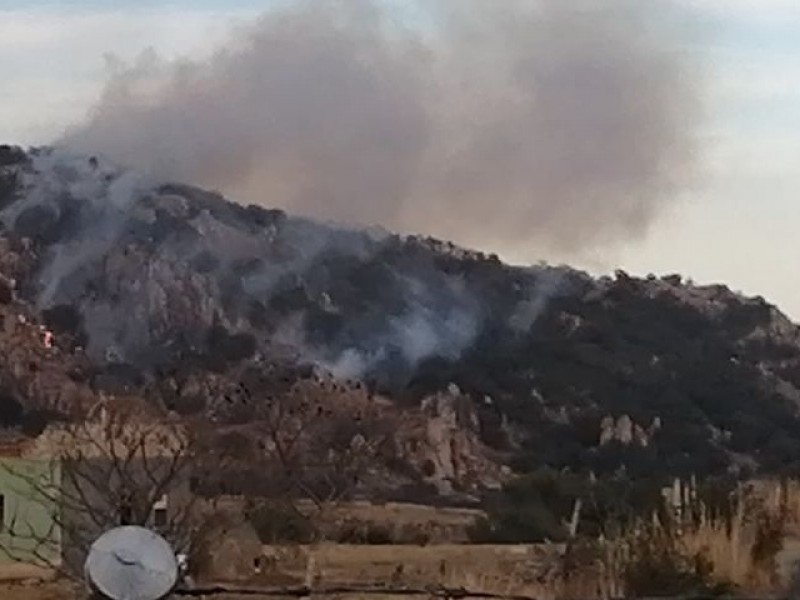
[1,1,799,318]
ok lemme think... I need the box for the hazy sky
[1,1,799,318]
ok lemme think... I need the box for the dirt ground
[0,586,443,600]
[0,543,560,599]
[1,581,79,600]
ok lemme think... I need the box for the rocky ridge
[2,144,800,489]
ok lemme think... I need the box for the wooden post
[568,498,583,539]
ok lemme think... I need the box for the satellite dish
[85,526,179,600]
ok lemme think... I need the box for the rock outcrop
[4,144,800,485]
[402,384,501,493]
[599,415,661,448]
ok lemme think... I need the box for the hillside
[2,143,800,501]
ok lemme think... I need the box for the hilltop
[2,143,800,503]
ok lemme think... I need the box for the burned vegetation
[0,146,799,527]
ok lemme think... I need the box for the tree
[253,383,393,538]
[0,398,201,577]
[200,371,394,541]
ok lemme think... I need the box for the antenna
[84,526,179,600]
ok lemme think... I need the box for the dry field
[0,544,570,600]
[250,543,596,600]
[209,498,486,543]
[9,532,800,599]
[296,543,560,587]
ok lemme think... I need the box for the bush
[623,530,734,597]
[335,523,394,544]
[248,501,315,544]
[468,469,582,543]
[0,279,12,304]
[751,512,785,571]
[0,392,23,427]
[13,205,59,244]
[20,409,63,437]
[468,503,566,544]
[0,172,18,210]
[0,145,27,167]
[167,393,207,416]
[206,325,257,364]
[43,304,83,335]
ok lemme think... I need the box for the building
[0,399,194,577]
[0,441,62,579]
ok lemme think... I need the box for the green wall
[0,458,62,566]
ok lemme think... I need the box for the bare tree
[262,381,392,531]
[202,372,394,542]
[0,398,202,577]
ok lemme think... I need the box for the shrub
[248,501,315,544]
[13,205,59,244]
[0,392,23,427]
[0,279,12,304]
[467,469,582,543]
[751,512,785,572]
[335,523,394,544]
[0,172,17,210]
[0,145,27,167]
[623,530,733,597]
[365,524,393,544]
[206,326,257,363]
[20,409,63,437]
[43,304,84,335]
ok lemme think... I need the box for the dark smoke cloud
[60,0,702,255]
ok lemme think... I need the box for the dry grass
[254,543,601,600]
[281,483,800,597]
[10,480,800,599]
[680,519,758,587]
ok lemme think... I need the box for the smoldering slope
[60,0,704,259]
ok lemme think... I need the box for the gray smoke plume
[60,0,702,256]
